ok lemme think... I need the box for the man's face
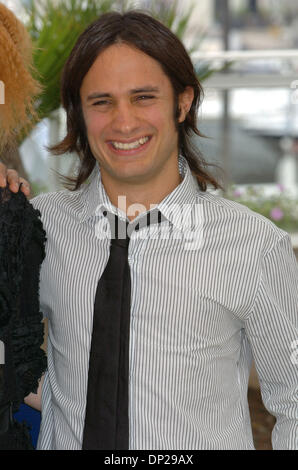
[80,43,192,187]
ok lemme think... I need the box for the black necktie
[82,209,162,450]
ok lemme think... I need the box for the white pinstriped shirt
[31,156,298,450]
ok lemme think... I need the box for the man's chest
[39,225,256,353]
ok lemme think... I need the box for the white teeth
[112,136,149,150]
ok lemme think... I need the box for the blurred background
[3,0,298,450]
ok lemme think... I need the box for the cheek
[83,109,108,139]
[144,106,173,134]
[153,108,178,144]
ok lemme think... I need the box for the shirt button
[103,210,107,217]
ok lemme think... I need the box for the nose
[111,101,140,135]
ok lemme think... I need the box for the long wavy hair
[51,10,223,191]
[0,4,41,150]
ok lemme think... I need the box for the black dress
[0,186,47,449]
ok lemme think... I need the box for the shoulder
[30,187,81,208]
[30,186,85,209]
[197,190,289,254]
[30,186,85,225]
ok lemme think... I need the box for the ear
[178,86,194,123]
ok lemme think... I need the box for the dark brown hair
[51,10,223,191]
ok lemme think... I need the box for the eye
[134,95,156,104]
[137,95,154,100]
[92,100,110,106]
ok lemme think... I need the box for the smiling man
[79,42,193,213]
[0,11,297,450]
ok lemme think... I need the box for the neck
[101,160,182,221]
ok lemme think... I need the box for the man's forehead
[86,44,167,79]
[80,43,172,97]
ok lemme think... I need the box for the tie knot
[105,213,129,248]
[103,209,163,248]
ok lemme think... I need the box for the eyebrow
[86,86,160,101]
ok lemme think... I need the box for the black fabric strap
[82,210,162,450]
[82,213,130,450]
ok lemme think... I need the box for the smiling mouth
[109,136,151,151]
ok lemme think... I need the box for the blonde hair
[0,3,41,150]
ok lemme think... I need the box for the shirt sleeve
[244,234,298,450]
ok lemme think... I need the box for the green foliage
[25,0,125,121]
[225,185,298,233]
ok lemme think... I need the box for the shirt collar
[78,155,201,232]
